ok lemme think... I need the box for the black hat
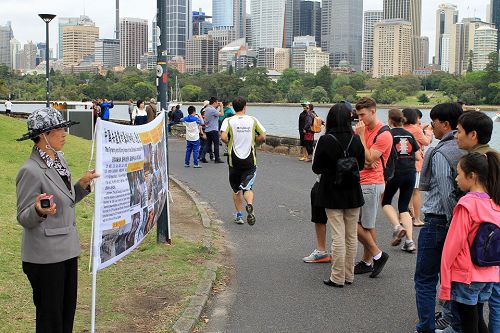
[17,107,79,141]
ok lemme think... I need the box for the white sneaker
[302,250,332,263]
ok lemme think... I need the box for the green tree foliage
[372,88,406,104]
[315,66,332,94]
[311,86,329,103]
[286,81,305,103]
[336,85,357,101]
[181,84,202,101]
[417,93,430,104]
[133,82,156,100]
[277,68,301,94]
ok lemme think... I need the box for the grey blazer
[16,148,90,264]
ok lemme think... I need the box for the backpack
[311,116,323,133]
[328,134,360,186]
[470,222,500,267]
[373,125,397,182]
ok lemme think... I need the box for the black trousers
[201,130,220,161]
[23,257,78,333]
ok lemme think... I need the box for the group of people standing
[127,98,157,125]
[305,97,499,333]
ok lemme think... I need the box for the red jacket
[439,192,500,301]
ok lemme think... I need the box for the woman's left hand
[79,169,100,189]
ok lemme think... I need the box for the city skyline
[1,0,493,64]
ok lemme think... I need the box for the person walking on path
[132,100,148,125]
[311,103,365,287]
[302,104,316,162]
[146,98,157,123]
[16,107,99,333]
[298,103,313,161]
[5,98,12,116]
[438,152,500,333]
[181,106,203,168]
[201,97,224,164]
[381,109,420,253]
[127,99,134,124]
[220,96,266,225]
[414,103,465,333]
[455,110,499,332]
[403,108,433,227]
[353,97,392,278]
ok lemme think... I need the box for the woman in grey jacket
[16,107,99,333]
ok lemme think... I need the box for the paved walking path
[168,138,420,333]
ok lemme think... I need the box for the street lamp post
[38,14,56,108]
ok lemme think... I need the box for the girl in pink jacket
[439,152,500,333]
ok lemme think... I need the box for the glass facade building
[165,0,192,57]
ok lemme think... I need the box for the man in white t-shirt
[220,97,266,225]
[5,99,13,116]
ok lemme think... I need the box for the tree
[348,72,368,90]
[372,88,405,104]
[277,68,301,93]
[315,66,332,94]
[365,78,381,92]
[467,50,474,72]
[133,82,156,100]
[311,86,328,103]
[286,84,304,103]
[417,93,430,104]
[181,84,202,101]
[336,85,357,101]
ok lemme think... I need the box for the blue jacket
[99,101,114,120]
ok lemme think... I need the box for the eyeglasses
[431,120,443,128]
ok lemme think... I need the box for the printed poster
[92,113,169,270]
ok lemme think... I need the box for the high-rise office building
[256,47,290,71]
[321,0,363,70]
[251,0,293,49]
[58,16,95,59]
[193,10,213,36]
[0,22,13,67]
[473,25,498,70]
[63,24,99,66]
[299,1,321,46]
[420,36,429,67]
[212,0,246,39]
[492,0,500,50]
[373,19,412,78]
[246,15,252,47]
[291,35,316,73]
[19,42,37,70]
[95,39,120,69]
[304,47,329,74]
[383,0,423,69]
[120,17,148,67]
[165,0,192,57]
[10,38,21,70]
[293,0,301,38]
[208,28,237,48]
[186,35,219,74]
[435,3,458,67]
[362,10,384,73]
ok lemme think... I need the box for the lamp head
[39,14,56,23]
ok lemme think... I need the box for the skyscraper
[58,16,95,59]
[0,22,13,68]
[373,19,413,78]
[95,39,120,69]
[492,0,500,51]
[120,17,148,67]
[10,38,21,70]
[473,25,498,70]
[62,24,99,66]
[212,0,246,39]
[193,10,213,36]
[299,1,321,46]
[321,0,363,70]
[383,0,423,69]
[362,10,383,73]
[251,0,293,49]
[186,35,219,74]
[165,0,192,57]
[435,3,458,67]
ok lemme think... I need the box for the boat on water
[167,77,182,112]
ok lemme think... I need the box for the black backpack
[373,125,397,182]
[328,134,360,186]
[470,222,500,267]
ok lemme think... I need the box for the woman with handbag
[312,103,365,287]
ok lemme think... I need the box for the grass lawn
[0,115,212,333]
[356,90,450,108]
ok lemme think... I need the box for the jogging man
[220,96,266,225]
[354,97,392,278]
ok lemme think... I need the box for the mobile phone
[40,195,54,208]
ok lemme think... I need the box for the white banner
[92,113,169,270]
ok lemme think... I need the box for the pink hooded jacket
[439,192,500,301]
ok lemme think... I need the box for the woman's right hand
[35,193,57,217]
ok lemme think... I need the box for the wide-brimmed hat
[17,107,79,141]
[150,98,156,104]
[301,101,311,107]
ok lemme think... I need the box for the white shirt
[221,114,266,162]
[5,101,12,110]
[132,106,147,120]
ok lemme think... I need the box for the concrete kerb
[169,175,220,333]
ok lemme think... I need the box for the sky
[2,0,492,62]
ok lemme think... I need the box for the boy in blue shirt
[182,106,203,168]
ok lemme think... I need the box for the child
[439,152,500,333]
[181,106,203,168]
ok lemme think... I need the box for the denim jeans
[185,140,200,166]
[414,214,449,333]
[490,283,500,333]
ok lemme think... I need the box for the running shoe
[354,261,373,274]
[302,249,332,263]
[246,204,256,225]
[401,241,416,253]
[391,225,407,246]
[184,164,190,167]
[435,312,451,330]
[234,213,244,224]
[193,165,202,168]
[370,252,389,278]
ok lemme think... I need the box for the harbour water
[11,103,500,150]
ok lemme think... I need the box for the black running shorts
[229,166,257,193]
